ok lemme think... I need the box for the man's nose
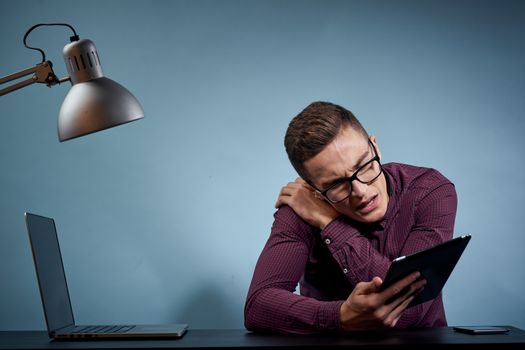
[351,180,368,198]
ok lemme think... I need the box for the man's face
[303,126,389,224]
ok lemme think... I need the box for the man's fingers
[275,187,297,206]
[372,276,383,289]
[275,184,297,206]
[275,188,285,208]
[384,295,416,327]
[356,277,383,294]
[275,184,309,208]
[379,271,421,304]
[383,279,425,314]
[275,187,291,207]
[281,183,306,195]
[295,177,318,191]
[275,178,318,208]
[300,179,315,191]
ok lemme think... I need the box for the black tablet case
[380,235,471,308]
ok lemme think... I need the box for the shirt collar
[377,165,399,230]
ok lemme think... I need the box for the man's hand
[275,178,339,229]
[339,271,426,331]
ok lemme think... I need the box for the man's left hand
[275,178,339,229]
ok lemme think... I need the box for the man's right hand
[339,271,426,331]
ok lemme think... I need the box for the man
[244,102,457,334]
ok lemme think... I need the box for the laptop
[24,212,188,339]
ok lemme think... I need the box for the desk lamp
[0,23,144,141]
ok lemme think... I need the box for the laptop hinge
[52,323,75,336]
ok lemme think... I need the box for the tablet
[380,235,471,308]
[453,326,509,335]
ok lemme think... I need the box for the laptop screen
[25,213,74,334]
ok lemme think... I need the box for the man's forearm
[320,217,392,285]
[245,286,343,334]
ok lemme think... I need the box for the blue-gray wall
[1,0,524,330]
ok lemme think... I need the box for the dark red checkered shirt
[245,163,457,334]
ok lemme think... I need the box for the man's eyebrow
[321,148,370,189]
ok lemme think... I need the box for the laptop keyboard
[72,325,134,334]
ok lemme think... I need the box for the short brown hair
[284,101,368,182]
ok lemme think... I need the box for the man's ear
[369,135,382,161]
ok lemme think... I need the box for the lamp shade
[58,77,143,141]
[58,38,143,142]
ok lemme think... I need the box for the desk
[1,327,524,349]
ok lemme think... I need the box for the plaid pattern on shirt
[245,163,457,334]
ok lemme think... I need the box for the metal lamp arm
[0,61,69,96]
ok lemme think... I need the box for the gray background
[1,0,524,330]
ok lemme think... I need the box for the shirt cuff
[318,300,345,332]
[320,217,360,252]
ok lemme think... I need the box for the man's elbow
[244,294,259,332]
[244,290,275,332]
[244,315,257,332]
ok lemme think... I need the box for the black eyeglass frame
[313,139,383,204]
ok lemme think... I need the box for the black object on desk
[453,326,510,335]
[1,327,524,349]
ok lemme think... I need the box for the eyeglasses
[316,140,383,204]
